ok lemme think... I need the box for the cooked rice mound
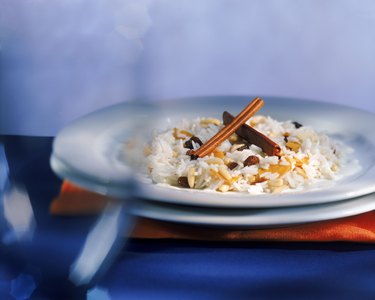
[146,115,344,194]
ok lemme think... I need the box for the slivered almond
[286,141,301,152]
[173,128,193,139]
[180,130,193,137]
[231,175,241,183]
[218,165,232,181]
[213,150,225,159]
[187,167,195,188]
[218,184,230,192]
[246,175,256,184]
[258,163,291,177]
[209,169,220,179]
[244,174,255,183]
[200,118,221,126]
[294,156,309,167]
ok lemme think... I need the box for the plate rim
[131,193,375,228]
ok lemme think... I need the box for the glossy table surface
[0,135,374,300]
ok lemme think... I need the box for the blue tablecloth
[0,136,374,300]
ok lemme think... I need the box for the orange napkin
[50,181,375,243]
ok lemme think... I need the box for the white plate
[51,96,375,208]
[132,193,375,228]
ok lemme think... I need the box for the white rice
[145,115,350,194]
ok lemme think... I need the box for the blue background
[1,0,375,135]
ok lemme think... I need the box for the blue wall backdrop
[1,0,374,135]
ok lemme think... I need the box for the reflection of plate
[51,96,375,208]
[133,193,375,228]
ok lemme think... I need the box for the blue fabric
[0,136,374,300]
[103,241,375,300]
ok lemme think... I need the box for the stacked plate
[50,96,375,228]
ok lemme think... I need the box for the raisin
[184,136,203,149]
[178,176,190,188]
[191,136,203,146]
[184,139,193,149]
[244,155,260,166]
[186,150,198,160]
[284,136,288,143]
[227,162,238,170]
[292,121,303,129]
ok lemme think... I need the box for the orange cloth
[50,181,375,243]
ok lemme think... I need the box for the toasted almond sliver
[245,174,256,184]
[213,150,225,159]
[200,118,221,126]
[173,128,193,139]
[187,167,195,188]
[218,184,230,192]
[264,163,291,177]
[209,169,219,178]
[173,128,179,139]
[294,156,309,167]
[180,130,193,137]
[286,141,301,152]
[218,165,232,181]
[231,175,241,183]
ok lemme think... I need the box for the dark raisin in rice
[292,121,303,129]
[191,136,203,146]
[184,136,203,149]
[186,150,198,160]
[244,155,260,166]
[184,139,193,149]
[227,162,238,170]
[178,176,190,188]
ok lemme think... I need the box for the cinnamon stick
[191,97,264,158]
[223,111,281,156]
